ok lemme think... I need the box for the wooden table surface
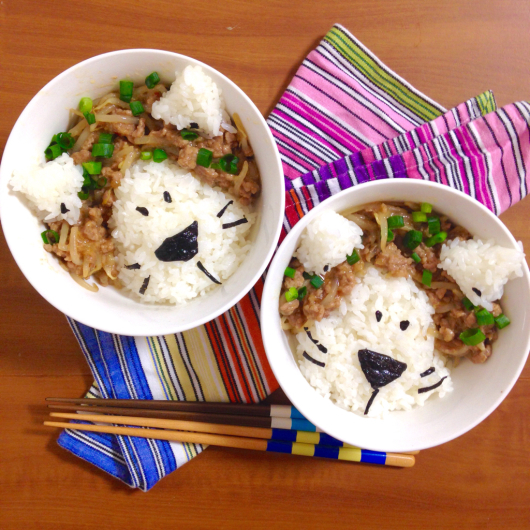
[1,1,529,528]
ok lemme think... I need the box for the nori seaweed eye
[400,320,410,331]
[375,311,382,322]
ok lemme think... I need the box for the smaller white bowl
[0,50,284,336]
[261,179,530,452]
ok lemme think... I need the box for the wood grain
[1,0,529,528]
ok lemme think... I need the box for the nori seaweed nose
[358,349,407,389]
[155,221,199,262]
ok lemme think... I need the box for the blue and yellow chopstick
[45,412,415,468]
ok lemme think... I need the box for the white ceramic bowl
[261,179,530,452]
[0,49,284,336]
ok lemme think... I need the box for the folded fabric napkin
[58,23,530,490]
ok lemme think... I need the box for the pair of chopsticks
[44,398,416,468]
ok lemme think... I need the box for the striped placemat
[57,23,530,490]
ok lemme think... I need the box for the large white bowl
[261,179,530,452]
[0,50,284,336]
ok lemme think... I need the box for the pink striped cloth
[267,24,529,231]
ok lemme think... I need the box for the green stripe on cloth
[324,26,443,122]
[476,90,498,116]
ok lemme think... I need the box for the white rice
[438,237,525,310]
[295,209,363,275]
[9,152,83,225]
[151,65,229,137]
[295,266,452,418]
[110,159,255,304]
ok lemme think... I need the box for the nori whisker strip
[216,200,233,218]
[163,191,172,203]
[364,388,379,415]
[136,206,149,216]
[472,287,482,296]
[60,202,69,214]
[197,261,221,284]
[305,328,327,353]
[189,122,199,129]
[400,320,410,331]
[125,263,141,270]
[302,351,325,368]
[139,276,150,295]
[324,265,329,272]
[420,367,435,378]
[222,217,248,229]
[375,310,382,322]
[418,376,447,394]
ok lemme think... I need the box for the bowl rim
[0,48,285,335]
[260,178,530,451]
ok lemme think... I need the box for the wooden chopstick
[47,405,273,428]
[44,418,415,468]
[46,398,274,417]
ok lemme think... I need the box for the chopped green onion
[84,112,96,125]
[284,266,296,278]
[56,132,75,150]
[219,154,239,174]
[421,202,433,213]
[78,97,93,114]
[145,71,160,89]
[45,143,62,161]
[153,148,167,163]
[310,275,324,289]
[347,248,360,265]
[425,231,447,247]
[82,171,92,187]
[210,163,222,170]
[119,80,134,102]
[422,269,432,287]
[99,133,114,144]
[494,314,511,329]
[412,211,427,223]
[462,297,475,311]
[78,191,89,200]
[403,230,423,250]
[40,229,60,245]
[181,129,199,141]
[387,215,404,229]
[298,286,307,300]
[459,328,486,346]
[196,148,213,167]
[475,308,494,326]
[82,161,102,175]
[92,143,114,158]
[130,100,145,116]
[302,272,313,280]
[96,176,108,189]
[411,252,421,263]
[285,287,299,302]
[427,216,441,235]
[140,151,152,160]
[387,229,394,242]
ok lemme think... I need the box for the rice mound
[295,209,363,275]
[438,238,525,310]
[111,159,256,304]
[10,152,83,225]
[295,266,453,418]
[151,65,229,137]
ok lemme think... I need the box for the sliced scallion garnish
[145,71,160,89]
[494,314,511,329]
[387,229,394,242]
[78,191,89,200]
[421,202,433,213]
[181,129,199,141]
[403,230,422,250]
[219,154,239,174]
[140,151,152,160]
[153,148,168,163]
[119,79,134,102]
[422,269,432,287]
[425,231,447,247]
[475,308,494,326]
[285,287,299,302]
[411,252,421,263]
[347,248,360,265]
[462,297,475,311]
[196,148,213,167]
[56,132,75,150]
[78,97,93,115]
[284,266,296,278]
[40,229,60,245]
[459,328,486,346]
[298,286,307,300]
[45,143,62,161]
[85,112,96,125]
[412,211,427,223]
[310,275,324,289]
[387,215,404,229]
[130,100,144,116]
[427,216,441,235]
[92,143,114,158]
[82,161,102,175]
[99,133,114,144]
